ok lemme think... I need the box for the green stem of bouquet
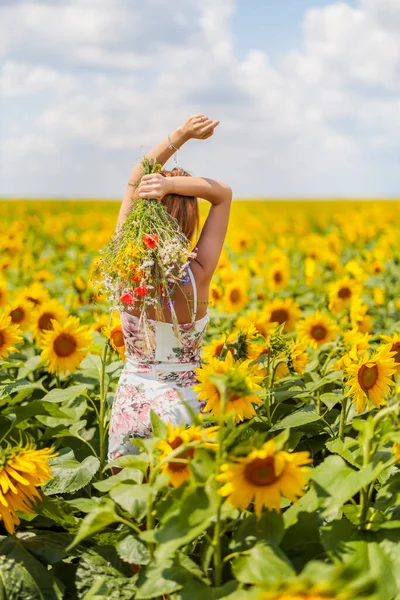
[98,341,109,479]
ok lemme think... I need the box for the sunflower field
[1,198,400,600]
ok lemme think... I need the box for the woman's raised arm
[116,115,219,229]
[137,174,232,281]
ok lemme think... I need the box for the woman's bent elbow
[218,182,232,203]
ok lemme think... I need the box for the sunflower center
[53,333,77,357]
[9,307,24,324]
[211,288,222,301]
[358,364,378,391]
[310,324,327,341]
[273,271,283,283]
[38,312,55,331]
[270,309,289,325]
[215,343,224,357]
[230,289,241,303]
[168,436,195,471]
[338,286,352,299]
[391,342,400,364]
[111,330,125,347]
[27,296,40,306]
[244,457,278,486]
[0,331,5,349]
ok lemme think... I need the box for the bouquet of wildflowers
[92,157,197,349]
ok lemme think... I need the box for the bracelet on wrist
[168,133,179,151]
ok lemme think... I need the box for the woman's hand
[180,114,219,141]
[137,173,171,200]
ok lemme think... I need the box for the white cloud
[1,0,400,197]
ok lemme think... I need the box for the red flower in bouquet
[143,234,159,249]
[120,292,135,304]
[134,286,149,297]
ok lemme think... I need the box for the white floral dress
[108,267,209,461]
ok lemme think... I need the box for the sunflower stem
[98,341,109,479]
[212,387,227,587]
[359,420,373,528]
[339,398,348,439]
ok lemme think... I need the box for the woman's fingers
[199,120,219,137]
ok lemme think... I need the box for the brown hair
[161,168,199,241]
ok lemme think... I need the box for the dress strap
[188,266,197,321]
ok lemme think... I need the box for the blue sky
[1,0,400,198]
[232,0,357,63]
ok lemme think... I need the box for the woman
[108,114,232,462]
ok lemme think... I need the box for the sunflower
[393,443,400,463]
[328,276,363,313]
[236,309,274,339]
[223,281,249,314]
[288,341,309,375]
[216,439,312,516]
[40,316,93,375]
[18,282,50,307]
[258,592,336,600]
[6,299,34,331]
[373,287,385,307]
[202,333,234,363]
[0,314,23,359]
[194,353,263,423]
[265,262,290,292]
[381,333,400,374]
[350,297,373,334]
[31,299,69,343]
[297,311,339,349]
[156,422,218,487]
[104,316,125,360]
[0,280,9,307]
[264,298,301,333]
[0,441,57,534]
[32,269,54,282]
[209,283,223,307]
[345,344,397,412]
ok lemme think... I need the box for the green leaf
[68,500,121,549]
[17,355,43,379]
[270,406,321,431]
[41,384,87,403]
[320,391,343,410]
[153,483,219,561]
[93,468,143,492]
[0,538,63,600]
[0,555,43,600]
[43,450,100,495]
[15,531,72,565]
[109,483,151,521]
[135,557,201,599]
[107,454,149,474]
[116,535,150,565]
[33,495,79,529]
[230,512,284,551]
[311,455,385,516]
[149,409,167,438]
[76,551,136,600]
[232,541,295,585]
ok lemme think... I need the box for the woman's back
[120,266,209,371]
